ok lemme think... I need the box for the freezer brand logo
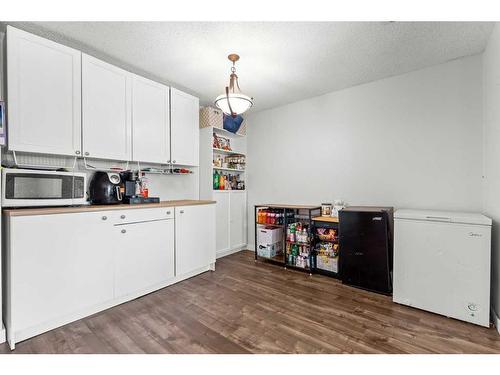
[468,232,482,237]
[372,217,382,221]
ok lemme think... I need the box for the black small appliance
[120,171,137,199]
[119,171,160,205]
[339,206,393,295]
[89,171,122,205]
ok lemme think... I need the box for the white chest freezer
[393,209,492,327]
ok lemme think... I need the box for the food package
[316,228,337,241]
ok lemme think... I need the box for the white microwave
[1,168,87,207]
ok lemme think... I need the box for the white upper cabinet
[170,88,199,166]
[7,26,82,156]
[82,54,132,161]
[6,28,200,165]
[132,75,170,164]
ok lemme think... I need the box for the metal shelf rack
[254,204,321,275]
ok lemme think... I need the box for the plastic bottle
[219,173,225,190]
[141,175,149,198]
[213,171,219,190]
[135,178,142,197]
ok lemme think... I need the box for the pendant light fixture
[214,53,253,118]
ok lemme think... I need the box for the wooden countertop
[312,216,339,223]
[256,204,321,210]
[3,200,216,217]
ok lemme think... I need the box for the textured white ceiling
[4,22,494,112]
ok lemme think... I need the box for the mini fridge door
[339,209,392,294]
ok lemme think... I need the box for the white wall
[482,23,500,330]
[246,54,483,246]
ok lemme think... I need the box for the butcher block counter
[2,199,215,217]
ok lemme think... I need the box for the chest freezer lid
[394,209,492,226]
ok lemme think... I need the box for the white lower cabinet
[4,211,115,347]
[175,204,216,276]
[114,218,175,298]
[215,192,231,254]
[229,191,247,250]
[3,203,215,349]
[214,191,247,257]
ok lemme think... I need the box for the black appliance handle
[115,185,122,201]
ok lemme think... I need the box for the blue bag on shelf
[223,114,244,134]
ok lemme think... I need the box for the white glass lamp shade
[214,92,253,116]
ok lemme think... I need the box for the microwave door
[2,172,75,207]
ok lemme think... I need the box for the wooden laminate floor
[1,250,500,354]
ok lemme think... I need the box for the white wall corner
[215,246,248,260]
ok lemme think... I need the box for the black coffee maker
[120,171,138,202]
[89,171,123,205]
[119,171,160,205]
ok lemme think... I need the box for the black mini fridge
[339,206,393,295]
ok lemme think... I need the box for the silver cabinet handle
[121,229,126,234]
[120,215,126,219]
[179,210,184,214]
[75,150,81,155]
[166,211,171,215]
[85,152,90,156]
[102,216,107,221]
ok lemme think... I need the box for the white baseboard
[492,305,500,335]
[0,323,5,344]
[216,245,247,259]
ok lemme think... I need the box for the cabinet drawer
[110,207,174,224]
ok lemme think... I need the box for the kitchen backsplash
[1,151,200,202]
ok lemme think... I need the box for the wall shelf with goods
[213,147,246,156]
[213,126,245,139]
[199,106,248,259]
[254,205,322,275]
[140,167,195,175]
[200,126,247,193]
[211,127,246,191]
[213,166,245,173]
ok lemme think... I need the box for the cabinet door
[214,192,230,255]
[7,26,82,156]
[114,219,175,298]
[170,88,199,166]
[132,75,170,163]
[10,211,114,332]
[82,54,132,161]
[175,204,215,276]
[230,191,247,249]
